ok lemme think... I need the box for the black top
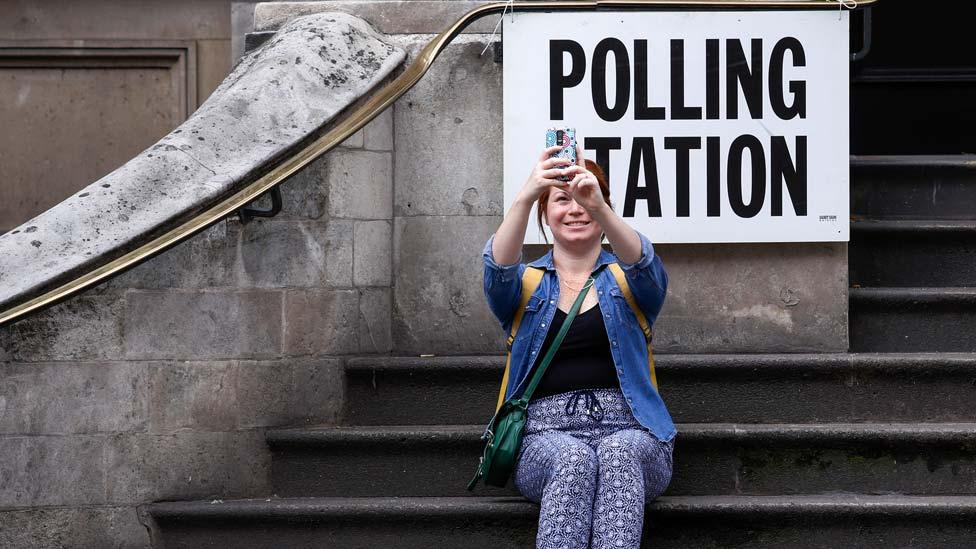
[526,302,621,400]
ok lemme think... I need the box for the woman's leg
[514,430,600,549]
[590,429,673,549]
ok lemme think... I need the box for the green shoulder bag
[466,273,595,490]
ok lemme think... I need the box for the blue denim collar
[526,246,617,272]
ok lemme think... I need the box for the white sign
[503,10,849,243]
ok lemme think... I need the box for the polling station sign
[503,10,849,243]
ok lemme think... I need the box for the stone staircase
[146,156,976,547]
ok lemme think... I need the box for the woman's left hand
[563,142,606,213]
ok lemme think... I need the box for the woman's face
[544,189,604,248]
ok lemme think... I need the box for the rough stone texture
[0,292,126,362]
[0,435,106,507]
[652,243,849,353]
[0,506,149,549]
[232,218,354,288]
[236,358,344,428]
[103,430,270,504]
[394,35,503,218]
[283,289,361,355]
[364,106,395,151]
[358,287,393,353]
[104,222,235,290]
[0,362,147,435]
[0,12,405,314]
[354,220,392,286]
[326,150,394,220]
[393,215,501,355]
[124,290,283,360]
[247,156,330,220]
[149,361,239,433]
[254,1,498,34]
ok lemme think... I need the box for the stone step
[850,220,976,287]
[147,494,976,548]
[850,288,976,352]
[851,155,976,219]
[266,423,976,498]
[342,354,976,425]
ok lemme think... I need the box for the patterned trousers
[513,388,674,549]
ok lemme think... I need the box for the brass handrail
[0,0,875,327]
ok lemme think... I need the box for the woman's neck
[552,242,602,276]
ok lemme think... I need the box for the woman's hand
[518,145,574,203]
[562,143,606,213]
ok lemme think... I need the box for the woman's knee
[515,432,598,498]
[597,429,673,498]
[596,429,648,466]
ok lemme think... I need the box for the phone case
[546,127,577,181]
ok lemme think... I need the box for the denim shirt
[482,231,677,443]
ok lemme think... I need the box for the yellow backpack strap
[495,267,545,412]
[608,263,659,391]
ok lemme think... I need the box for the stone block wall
[0,106,394,546]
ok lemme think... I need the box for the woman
[482,142,675,548]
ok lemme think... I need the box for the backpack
[494,263,659,412]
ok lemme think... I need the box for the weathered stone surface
[282,289,360,355]
[358,287,393,353]
[393,215,501,354]
[354,220,392,286]
[232,219,353,288]
[232,1,259,62]
[124,290,283,360]
[326,150,393,220]
[393,36,503,217]
[364,106,394,151]
[0,12,405,315]
[104,221,234,290]
[103,430,270,504]
[652,243,848,353]
[0,1,231,41]
[0,435,106,506]
[0,362,147,435]
[0,505,148,549]
[0,293,125,362]
[245,156,330,220]
[149,361,238,433]
[254,1,498,34]
[341,126,366,149]
[237,358,343,428]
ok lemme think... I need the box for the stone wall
[0,102,394,546]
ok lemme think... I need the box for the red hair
[536,159,613,244]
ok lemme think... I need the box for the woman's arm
[491,145,574,265]
[484,145,572,329]
[588,201,641,265]
[490,193,535,266]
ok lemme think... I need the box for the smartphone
[546,127,577,181]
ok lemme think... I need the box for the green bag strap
[607,263,659,391]
[520,275,594,402]
[495,267,545,413]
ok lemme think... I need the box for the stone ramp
[0,11,405,318]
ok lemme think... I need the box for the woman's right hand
[519,145,575,202]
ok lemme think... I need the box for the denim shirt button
[541,323,546,327]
